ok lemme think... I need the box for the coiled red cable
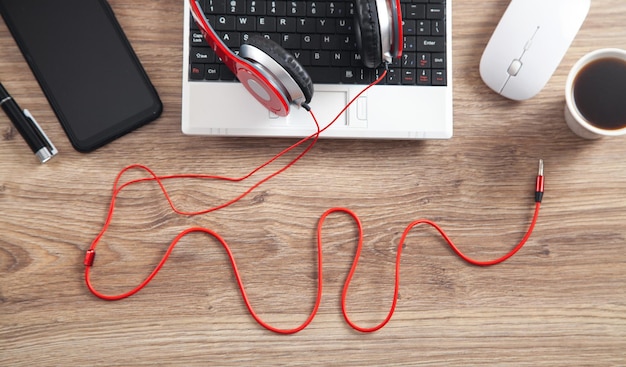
[84,70,544,333]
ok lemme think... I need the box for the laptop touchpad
[279,91,348,128]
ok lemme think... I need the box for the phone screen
[0,0,162,152]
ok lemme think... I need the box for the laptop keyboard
[188,0,447,86]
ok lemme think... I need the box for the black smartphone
[0,0,162,152]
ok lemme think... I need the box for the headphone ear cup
[354,0,383,68]
[243,35,314,104]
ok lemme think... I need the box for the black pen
[0,83,58,163]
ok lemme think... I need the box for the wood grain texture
[1,0,625,365]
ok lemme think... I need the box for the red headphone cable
[84,70,545,333]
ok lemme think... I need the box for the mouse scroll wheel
[507,59,523,76]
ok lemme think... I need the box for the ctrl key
[205,65,220,80]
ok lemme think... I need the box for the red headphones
[189,0,403,116]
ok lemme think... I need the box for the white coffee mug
[564,48,626,139]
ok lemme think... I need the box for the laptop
[181,0,452,139]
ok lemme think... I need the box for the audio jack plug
[535,159,544,203]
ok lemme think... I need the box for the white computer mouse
[479,0,590,101]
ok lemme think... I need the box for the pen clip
[23,109,58,162]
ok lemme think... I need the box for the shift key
[415,36,445,52]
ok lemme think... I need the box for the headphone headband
[389,0,403,59]
[378,0,403,63]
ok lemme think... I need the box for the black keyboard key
[226,0,245,14]
[320,34,339,49]
[332,51,351,66]
[426,4,444,19]
[432,70,446,85]
[191,47,215,63]
[191,31,208,46]
[262,33,281,44]
[219,31,240,47]
[402,69,416,85]
[417,52,430,68]
[302,34,321,49]
[288,1,307,16]
[403,20,417,35]
[297,18,317,33]
[336,18,353,34]
[404,4,426,19]
[205,64,220,80]
[341,34,357,50]
[356,68,377,84]
[308,2,325,17]
[431,20,445,36]
[257,17,276,32]
[248,0,265,15]
[341,68,358,83]
[307,67,341,83]
[190,63,205,80]
[432,53,446,68]
[417,69,431,85]
[213,15,235,30]
[220,65,236,80]
[281,34,300,49]
[327,2,346,17]
[205,0,226,14]
[236,16,256,31]
[402,52,417,68]
[351,53,364,67]
[292,50,311,65]
[415,36,445,52]
[276,17,297,33]
[268,1,287,16]
[404,36,415,52]
[311,51,330,66]
[316,18,335,33]
[416,20,430,35]
[386,68,401,84]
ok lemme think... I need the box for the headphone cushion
[354,0,382,68]
[245,35,313,104]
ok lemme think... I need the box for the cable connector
[535,159,544,203]
[84,249,96,267]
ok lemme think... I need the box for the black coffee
[573,57,626,130]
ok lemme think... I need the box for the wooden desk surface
[1,1,625,365]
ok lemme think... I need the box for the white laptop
[181,0,452,139]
